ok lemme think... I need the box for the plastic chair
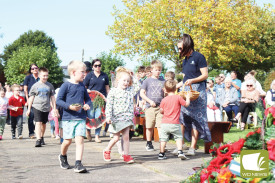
[236,112,257,129]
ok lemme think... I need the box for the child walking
[103,67,140,163]
[158,80,190,160]
[9,84,26,139]
[48,109,60,138]
[0,89,9,140]
[140,60,165,151]
[56,60,91,173]
[26,67,56,147]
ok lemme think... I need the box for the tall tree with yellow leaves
[107,0,274,73]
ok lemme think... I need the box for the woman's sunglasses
[94,64,101,68]
[247,85,253,87]
[31,67,38,70]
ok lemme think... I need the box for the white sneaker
[172,144,189,155]
[178,151,188,160]
[182,143,189,150]
[18,135,23,139]
[172,148,178,156]
[55,135,60,139]
[185,148,196,156]
[110,133,113,138]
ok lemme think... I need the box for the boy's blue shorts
[62,120,86,139]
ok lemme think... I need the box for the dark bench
[204,121,231,153]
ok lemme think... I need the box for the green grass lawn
[166,126,255,150]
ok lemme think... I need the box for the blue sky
[0,0,273,71]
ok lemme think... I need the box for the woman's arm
[230,88,239,103]
[24,85,29,102]
[252,90,260,103]
[176,81,183,89]
[105,85,110,94]
[185,67,208,85]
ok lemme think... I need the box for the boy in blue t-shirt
[57,60,92,173]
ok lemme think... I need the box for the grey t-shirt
[29,81,55,112]
[141,77,165,108]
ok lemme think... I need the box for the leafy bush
[264,70,275,91]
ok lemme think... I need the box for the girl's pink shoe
[103,150,111,162]
[0,135,2,140]
[124,155,134,164]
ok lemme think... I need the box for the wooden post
[140,117,146,140]
[153,127,159,142]
[205,122,231,154]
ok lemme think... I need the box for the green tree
[106,0,274,74]
[1,30,57,64]
[4,46,64,85]
[90,51,125,83]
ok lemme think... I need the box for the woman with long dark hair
[176,34,211,156]
[83,59,110,142]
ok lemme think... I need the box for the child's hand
[83,104,90,111]
[53,109,59,117]
[149,100,156,107]
[69,104,82,111]
[26,110,30,117]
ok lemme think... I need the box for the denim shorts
[159,123,182,142]
[62,120,86,139]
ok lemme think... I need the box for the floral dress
[105,78,140,133]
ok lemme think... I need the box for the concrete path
[0,123,211,183]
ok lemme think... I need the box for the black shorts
[33,108,49,124]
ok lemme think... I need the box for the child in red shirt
[159,80,190,160]
[9,84,26,139]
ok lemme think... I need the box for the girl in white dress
[103,68,140,163]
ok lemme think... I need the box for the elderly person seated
[232,79,260,130]
[218,77,239,122]
[242,72,266,97]
[266,80,275,108]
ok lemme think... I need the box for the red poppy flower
[231,138,245,154]
[216,156,233,166]
[255,128,261,134]
[246,131,255,138]
[217,144,233,157]
[200,168,210,182]
[209,147,218,157]
[267,139,275,161]
[210,156,233,169]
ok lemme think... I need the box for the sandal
[231,118,238,123]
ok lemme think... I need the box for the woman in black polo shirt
[177,34,211,156]
[23,64,40,139]
[84,59,110,143]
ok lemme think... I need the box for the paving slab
[0,123,211,183]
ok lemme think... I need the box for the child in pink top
[0,89,9,140]
[159,80,190,160]
[48,109,59,138]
